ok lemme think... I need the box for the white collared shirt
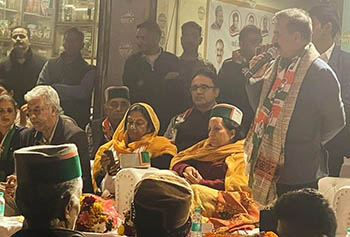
[321,43,335,63]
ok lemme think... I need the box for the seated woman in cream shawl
[171,104,259,233]
[92,103,177,194]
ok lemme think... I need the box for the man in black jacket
[310,4,350,176]
[122,20,180,134]
[19,85,93,192]
[217,25,262,137]
[0,26,46,106]
[37,27,96,129]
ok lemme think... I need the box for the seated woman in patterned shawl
[171,104,259,233]
[92,103,177,194]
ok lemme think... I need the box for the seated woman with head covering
[171,104,259,233]
[92,103,177,194]
[0,95,24,183]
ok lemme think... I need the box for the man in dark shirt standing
[37,27,96,129]
[0,26,46,106]
[178,21,207,110]
[164,68,219,151]
[218,25,262,137]
[122,20,180,134]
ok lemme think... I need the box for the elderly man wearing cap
[12,144,84,237]
[128,173,193,237]
[85,86,130,160]
[19,85,92,192]
[171,104,259,232]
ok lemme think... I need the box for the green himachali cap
[14,144,82,185]
[210,103,243,126]
[105,85,130,102]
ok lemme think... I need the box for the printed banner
[206,0,275,71]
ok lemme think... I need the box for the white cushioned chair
[114,168,176,216]
[318,177,350,237]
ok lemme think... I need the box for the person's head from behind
[0,94,17,131]
[208,104,243,147]
[309,4,340,52]
[181,21,202,54]
[272,8,312,59]
[190,67,219,110]
[24,86,61,134]
[136,20,161,55]
[274,188,336,237]
[124,103,156,143]
[239,25,263,61]
[104,86,130,126]
[11,26,31,53]
[215,39,224,64]
[215,5,224,28]
[133,173,193,237]
[15,144,83,229]
[63,27,84,57]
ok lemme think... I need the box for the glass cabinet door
[0,0,20,56]
[22,0,56,58]
[55,0,97,63]
[58,0,95,23]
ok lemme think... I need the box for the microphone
[244,45,278,79]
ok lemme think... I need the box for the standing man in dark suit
[0,26,46,106]
[122,20,180,134]
[245,8,344,206]
[310,4,350,176]
[19,85,92,192]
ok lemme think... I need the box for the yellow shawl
[92,103,177,192]
[170,139,248,192]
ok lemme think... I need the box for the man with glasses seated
[18,85,92,193]
[0,26,46,107]
[164,67,219,151]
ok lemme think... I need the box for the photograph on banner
[207,0,274,71]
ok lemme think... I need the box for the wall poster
[206,0,275,71]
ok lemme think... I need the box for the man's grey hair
[24,85,62,114]
[16,177,83,227]
[274,8,312,43]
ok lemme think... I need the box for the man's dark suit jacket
[325,46,350,176]
[19,116,93,192]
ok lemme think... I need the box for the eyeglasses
[12,34,27,40]
[0,108,15,114]
[190,85,215,92]
[27,107,47,117]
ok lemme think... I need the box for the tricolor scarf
[102,118,114,141]
[245,43,320,206]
